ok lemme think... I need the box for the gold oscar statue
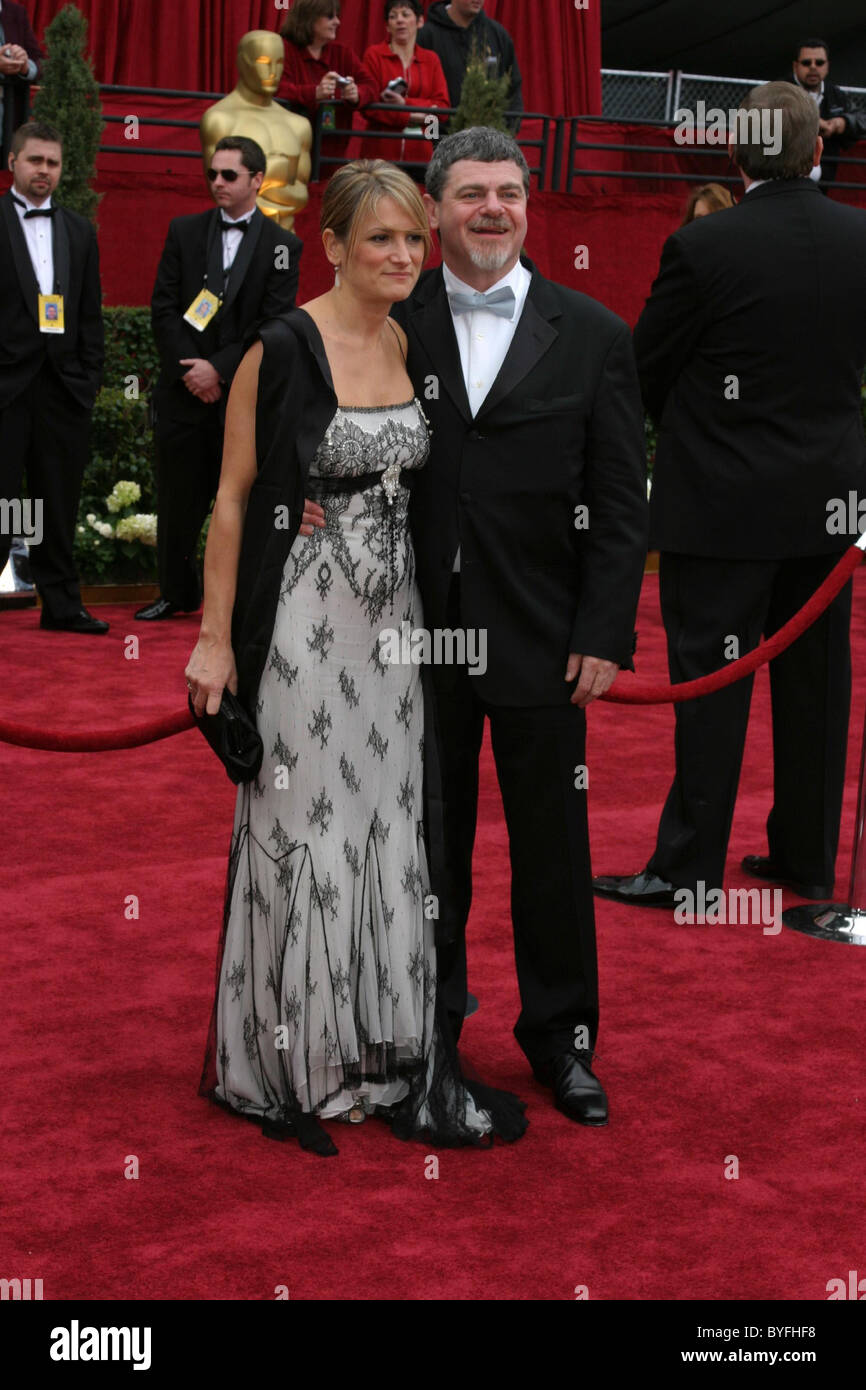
[201,30,311,231]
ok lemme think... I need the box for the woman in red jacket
[361,1,451,168]
[279,0,378,166]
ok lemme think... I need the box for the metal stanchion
[784,534,866,945]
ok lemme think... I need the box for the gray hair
[426,126,530,202]
[733,81,819,181]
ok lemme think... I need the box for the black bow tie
[219,217,250,233]
[12,193,55,219]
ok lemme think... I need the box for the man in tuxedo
[137,136,301,621]
[0,120,106,634]
[594,83,866,912]
[392,127,648,1125]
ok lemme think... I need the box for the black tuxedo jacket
[0,191,104,410]
[635,178,866,558]
[393,259,649,705]
[151,207,301,422]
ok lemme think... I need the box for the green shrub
[102,306,160,398]
[452,42,511,134]
[31,4,102,223]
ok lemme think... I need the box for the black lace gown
[200,399,527,1152]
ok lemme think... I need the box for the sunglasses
[799,58,827,67]
[207,167,241,182]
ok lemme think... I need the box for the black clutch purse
[188,690,264,785]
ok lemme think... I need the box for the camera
[386,78,408,95]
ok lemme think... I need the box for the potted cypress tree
[452,40,511,134]
[31,3,102,222]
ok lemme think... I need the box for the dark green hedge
[75,307,158,583]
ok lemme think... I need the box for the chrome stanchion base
[782,903,866,945]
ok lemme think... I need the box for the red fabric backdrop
[28,0,602,115]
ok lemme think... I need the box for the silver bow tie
[448,286,516,319]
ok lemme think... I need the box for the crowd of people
[3,4,866,1154]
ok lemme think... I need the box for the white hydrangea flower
[115,513,158,546]
[106,480,142,513]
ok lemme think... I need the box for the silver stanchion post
[784,535,866,945]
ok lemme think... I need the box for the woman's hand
[186,636,238,717]
[316,71,340,100]
[342,78,359,104]
[381,87,406,106]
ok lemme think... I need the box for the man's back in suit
[637,178,866,558]
[597,82,865,908]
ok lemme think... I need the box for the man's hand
[180,358,221,402]
[819,116,846,138]
[0,45,29,75]
[300,498,326,536]
[565,653,619,707]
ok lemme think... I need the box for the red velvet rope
[601,542,864,703]
[0,544,862,750]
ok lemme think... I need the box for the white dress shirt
[13,190,55,296]
[443,257,532,418]
[220,210,254,275]
[443,257,532,571]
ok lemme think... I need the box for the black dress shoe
[134,597,197,620]
[533,1052,608,1126]
[40,606,109,634]
[592,869,677,907]
[740,855,832,901]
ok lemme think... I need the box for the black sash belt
[308,467,419,498]
[305,467,420,613]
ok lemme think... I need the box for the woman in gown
[185,161,526,1156]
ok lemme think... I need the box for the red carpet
[2,575,866,1301]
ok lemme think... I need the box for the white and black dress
[201,399,525,1153]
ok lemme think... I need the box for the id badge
[38,293,65,334]
[183,288,222,331]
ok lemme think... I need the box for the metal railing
[83,83,866,198]
[565,113,866,193]
[603,68,866,123]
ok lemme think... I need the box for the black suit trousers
[154,401,224,608]
[432,578,599,1067]
[0,364,90,619]
[648,552,852,894]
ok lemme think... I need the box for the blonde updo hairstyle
[320,160,433,268]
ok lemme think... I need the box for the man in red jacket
[362,1,451,167]
[278,0,377,167]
